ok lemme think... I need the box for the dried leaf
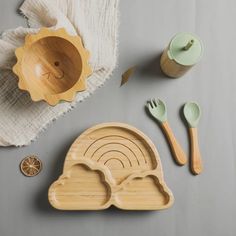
[120,66,136,86]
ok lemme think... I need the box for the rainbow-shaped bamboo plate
[48,123,174,210]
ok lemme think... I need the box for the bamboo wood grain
[161,121,187,166]
[48,123,174,210]
[13,28,92,106]
[189,128,203,175]
[160,47,192,78]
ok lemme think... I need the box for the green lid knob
[167,32,203,66]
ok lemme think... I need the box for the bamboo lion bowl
[13,28,92,106]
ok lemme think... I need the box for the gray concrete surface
[0,0,236,235]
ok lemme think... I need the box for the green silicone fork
[147,99,187,165]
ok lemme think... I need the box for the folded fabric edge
[2,67,118,147]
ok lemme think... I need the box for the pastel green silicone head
[183,102,201,128]
[147,99,167,123]
[167,32,203,66]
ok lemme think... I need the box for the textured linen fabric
[0,0,119,146]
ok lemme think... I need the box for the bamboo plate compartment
[48,123,174,210]
[13,28,92,106]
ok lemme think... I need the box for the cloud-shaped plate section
[48,161,112,210]
[114,171,174,210]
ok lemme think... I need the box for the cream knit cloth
[0,0,119,146]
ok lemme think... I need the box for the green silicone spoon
[147,99,187,165]
[183,102,202,175]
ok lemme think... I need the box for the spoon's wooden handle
[189,128,203,175]
[161,121,187,165]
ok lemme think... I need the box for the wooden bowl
[13,28,92,106]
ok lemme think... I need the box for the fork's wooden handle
[161,121,187,165]
[189,128,203,175]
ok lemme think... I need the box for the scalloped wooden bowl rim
[13,28,92,106]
